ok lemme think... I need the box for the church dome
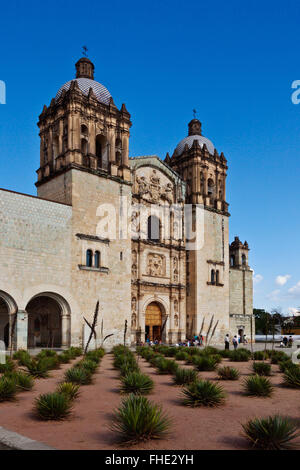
[55,78,111,105]
[175,135,215,155]
[174,118,215,156]
[55,56,112,105]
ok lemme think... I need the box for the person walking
[232,335,238,350]
[224,334,230,350]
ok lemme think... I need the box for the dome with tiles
[175,119,215,156]
[55,57,111,105]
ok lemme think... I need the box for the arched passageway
[145,302,164,342]
[26,293,70,349]
[0,298,9,348]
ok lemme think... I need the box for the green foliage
[252,362,271,376]
[111,394,171,443]
[229,350,250,362]
[58,352,71,364]
[0,359,15,373]
[202,346,220,356]
[36,349,58,359]
[5,371,34,391]
[155,358,178,375]
[172,367,198,385]
[253,350,267,361]
[35,392,72,420]
[56,382,80,400]
[181,380,226,407]
[64,366,92,385]
[175,351,190,361]
[24,358,50,378]
[0,377,17,401]
[283,366,300,388]
[193,355,218,371]
[217,366,240,380]
[243,375,274,397]
[76,359,98,373]
[218,349,232,358]
[120,372,154,395]
[242,415,300,450]
[14,350,31,366]
[270,351,290,364]
[278,359,298,373]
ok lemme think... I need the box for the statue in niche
[174,314,179,327]
[149,170,161,203]
[131,312,137,329]
[131,264,137,277]
[136,175,149,196]
[173,257,179,282]
[131,297,137,311]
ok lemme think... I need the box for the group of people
[280,336,294,348]
[224,333,247,350]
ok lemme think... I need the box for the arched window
[147,216,160,242]
[115,138,122,165]
[81,124,88,137]
[216,270,220,284]
[207,178,214,197]
[81,138,88,156]
[211,269,216,284]
[94,251,100,268]
[96,135,108,170]
[242,254,246,266]
[230,255,235,267]
[86,249,93,267]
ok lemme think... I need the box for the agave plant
[175,351,189,361]
[64,366,92,385]
[172,367,198,385]
[24,358,50,378]
[181,380,226,407]
[35,392,72,420]
[252,362,271,376]
[0,359,15,373]
[283,366,300,389]
[229,350,250,362]
[193,355,218,372]
[56,382,80,400]
[242,415,300,450]
[0,377,17,402]
[156,358,178,375]
[217,366,240,380]
[279,360,298,373]
[5,371,34,391]
[253,350,267,361]
[243,375,274,397]
[120,371,154,395]
[76,359,98,373]
[111,394,171,443]
[58,352,71,364]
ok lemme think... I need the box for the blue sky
[0,0,299,315]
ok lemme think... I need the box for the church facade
[0,57,254,351]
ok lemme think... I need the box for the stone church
[0,57,254,351]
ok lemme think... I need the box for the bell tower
[36,56,132,203]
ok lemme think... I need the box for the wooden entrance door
[145,302,162,341]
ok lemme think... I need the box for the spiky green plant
[5,371,34,391]
[181,380,226,407]
[56,382,80,400]
[64,366,92,385]
[172,367,198,385]
[242,415,300,450]
[175,351,190,361]
[35,392,72,420]
[0,359,15,373]
[193,355,218,371]
[120,371,154,395]
[111,394,171,443]
[76,359,98,373]
[283,366,300,388]
[229,350,250,362]
[243,375,274,397]
[24,358,50,378]
[253,350,267,361]
[252,362,271,376]
[0,377,17,401]
[36,349,58,359]
[217,366,240,380]
[156,358,178,375]
[279,360,298,373]
[58,352,71,364]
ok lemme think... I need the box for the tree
[253,309,271,335]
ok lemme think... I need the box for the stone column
[61,314,70,349]
[16,311,28,350]
[122,134,129,167]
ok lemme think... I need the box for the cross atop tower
[193,109,197,119]
[82,45,88,57]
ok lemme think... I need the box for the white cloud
[288,281,300,297]
[266,289,281,301]
[253,274,263,284]
[276,274,291,286]
[288,307,300,316]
